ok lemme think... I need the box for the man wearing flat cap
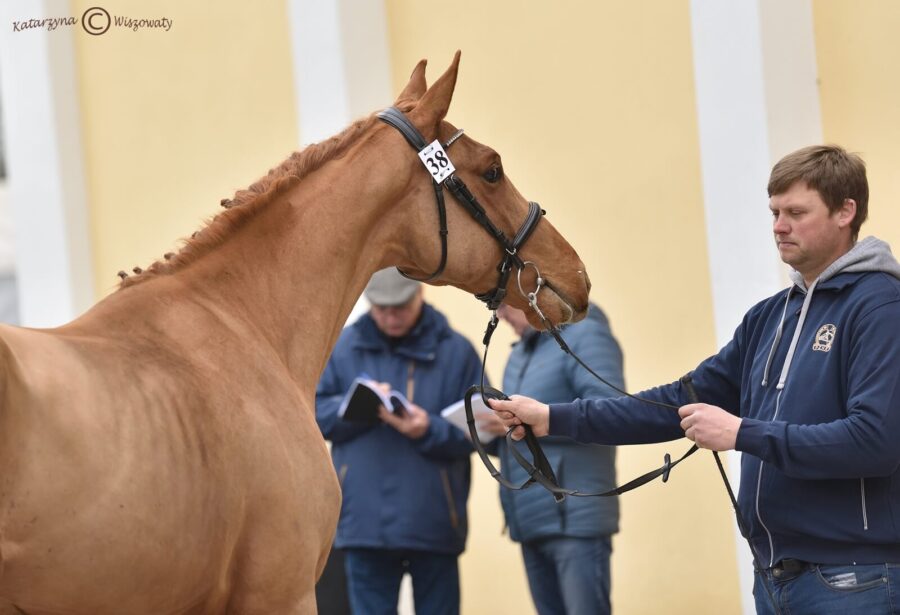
[316,268,484,615]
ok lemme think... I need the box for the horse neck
[100,151,411,395]
[213,168,409,389]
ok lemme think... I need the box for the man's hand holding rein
[488,395,550,440]
[678,403,742,452]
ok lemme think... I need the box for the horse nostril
[582,270,592,294]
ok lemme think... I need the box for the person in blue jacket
[487,301,623,615]
[316,267,483,615]
[490,145,900,614]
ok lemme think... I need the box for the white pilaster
[287,0,394,325]
[0,0,94,327]
[690,1,822,612]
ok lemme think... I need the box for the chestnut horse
[0,53,589,614]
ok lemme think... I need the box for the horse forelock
[118,114,379,290]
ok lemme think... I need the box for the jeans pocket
[814,564,887,593]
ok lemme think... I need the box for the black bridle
[377,106,544,309]
[379,105,780,613]
[377,105,562,494]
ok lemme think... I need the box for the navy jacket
[316,303,483,555]
[497,304,622,542]
[551,238,900,566]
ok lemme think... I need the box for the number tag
[418,140,456,183]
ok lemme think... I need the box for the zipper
[338,464,348,487]
[755,389,781,567]
[500,442,514,536]
[556,456,567,533]
[514,335,538,391]
[406,361,415,402]
[440,469,459,529]
[860,478,869,531]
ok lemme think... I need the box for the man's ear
[838,198,857,229]
[394,59,428,105]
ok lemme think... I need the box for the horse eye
[483,166,503,183]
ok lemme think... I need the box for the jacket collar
[351,302,448,361]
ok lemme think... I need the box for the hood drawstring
[776,279,819,390]
[761,286,794,387]
[759,278,819,390]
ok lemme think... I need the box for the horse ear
[394,59,428,104]
[411,51,460,131]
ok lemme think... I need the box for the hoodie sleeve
[412,339,481,460]
[551,322,744,444]
[315,353,376,444]
[736,300,900,478]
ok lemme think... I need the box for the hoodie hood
[788,236,900,289]
[764,236,899,389]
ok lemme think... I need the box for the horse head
[376,52,590,329]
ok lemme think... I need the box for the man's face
[497,303,532,338]
[370,289,424,338]
[770,181,856,282]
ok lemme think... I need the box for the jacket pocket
[439,468,459,529]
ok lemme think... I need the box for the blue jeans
[343,548,459,615]
[754,563,900,614]
[521,536,612,615]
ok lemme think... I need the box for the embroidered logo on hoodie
[813,324,836,352]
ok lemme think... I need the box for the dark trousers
[343,548,459,615]
[316,546,351,615]
[521,536,612,615]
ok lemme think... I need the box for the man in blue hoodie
[316,268,483,615]
[488,302,622,615]
[490,145,900,614]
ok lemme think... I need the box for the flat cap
[364,268,421,306]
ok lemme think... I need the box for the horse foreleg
[224,496,338,614]
[223,540,321,615]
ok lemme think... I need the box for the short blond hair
[768,145,868,238]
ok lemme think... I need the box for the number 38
[426,151,450,175]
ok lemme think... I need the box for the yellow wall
[71,1,900,613]
[813,0,900,250]
[73,0,298,297]
[386,2,741,613]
